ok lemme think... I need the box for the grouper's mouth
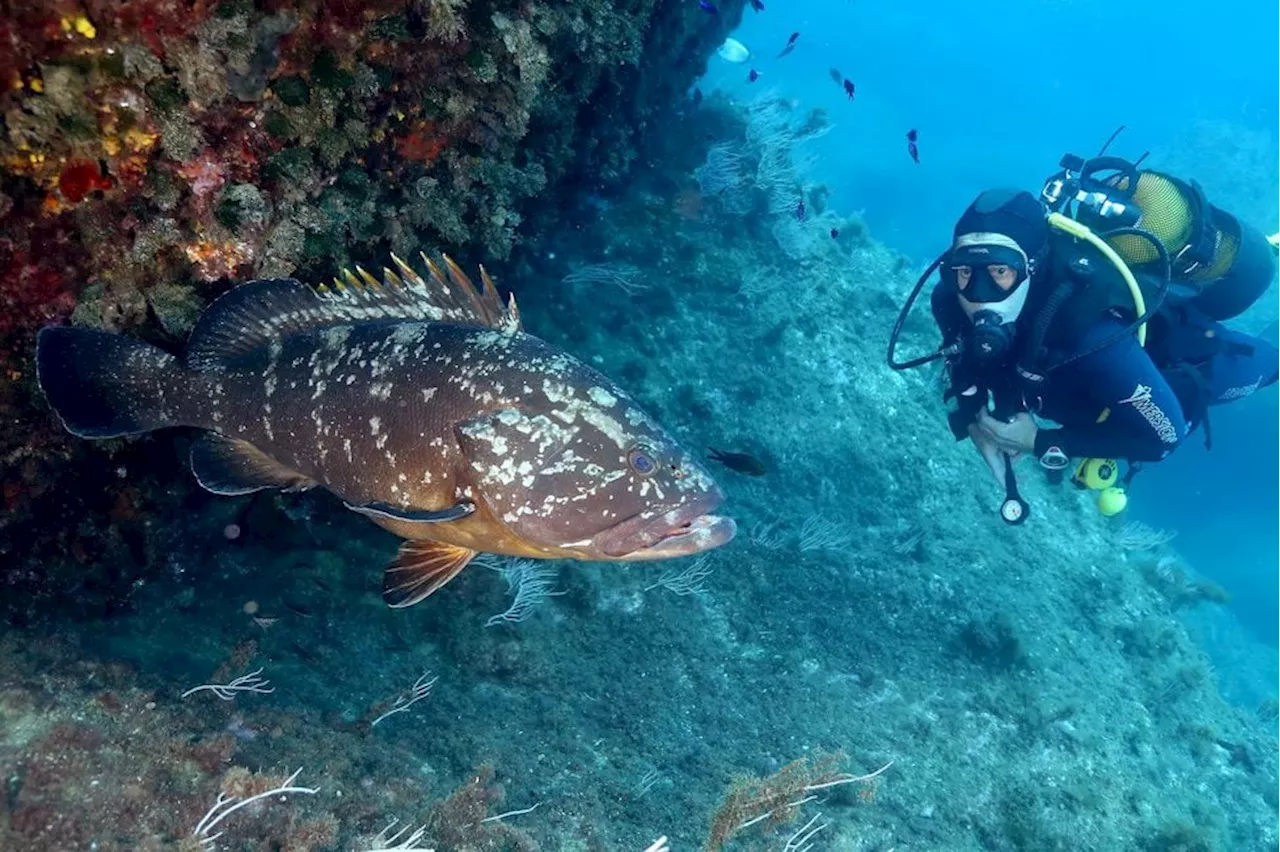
[593,491,737,560]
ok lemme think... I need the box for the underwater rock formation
[0,0,744,617]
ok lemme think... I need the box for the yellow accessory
[1047,212,1147,347]
[1096,487,1128,516]
[1074,458,1118,490]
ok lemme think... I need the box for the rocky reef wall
[0,0,742,617]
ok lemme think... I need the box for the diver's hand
[967,423,1018,484]
[974,410,1039,456]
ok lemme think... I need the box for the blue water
[702,0,1280,652]
[710,0,1279,261]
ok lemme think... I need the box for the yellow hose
[1048,212,1148,347]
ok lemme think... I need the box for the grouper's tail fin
[36,326,189,438]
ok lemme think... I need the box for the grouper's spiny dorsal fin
[322,253,521,336]
[184,253,521,372]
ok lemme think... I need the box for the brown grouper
[35,255,736,607]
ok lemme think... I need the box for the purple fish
[748,68,759,83]
[795,198,806,221]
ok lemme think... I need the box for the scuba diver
[888,149,1279,522]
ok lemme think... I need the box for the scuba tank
[1040,149,1276,322]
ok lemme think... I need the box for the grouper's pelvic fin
[35,326,188,438]
[383,540,477,608]
[183,254,521,372]
[191,432,318,496]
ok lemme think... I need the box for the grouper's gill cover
[33,252,736,611]
[456,371,727,560]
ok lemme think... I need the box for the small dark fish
[284,599,314,618]
[777,32,799,57]
[289,641,321,665]
[907,129,919,163]
[748,68,759,83]
[708,448,768,476]
[795,198,806,220]
[830,228,840,239]
[843,79,855,100]
[906,128,918,142]
[698,0,717,13]
[749,0,765,9]
[828,68,843,85]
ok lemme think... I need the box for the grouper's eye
[627,446,657,477]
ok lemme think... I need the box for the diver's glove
[945,384,986,441]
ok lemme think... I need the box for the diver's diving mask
[946,235,1033,363]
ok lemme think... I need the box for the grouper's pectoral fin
[190,433,317,496]
[345,500,475,524]
[383,540,477,608]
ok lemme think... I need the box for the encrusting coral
[0,0,747,612]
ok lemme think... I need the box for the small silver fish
[717,37,751,63]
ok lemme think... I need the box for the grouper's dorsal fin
[185,278,318,371]
[183,256,521,372]
[321,252,521,335]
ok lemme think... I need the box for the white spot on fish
[370,382,393,400]
[588,386,617,408]
[322,326,351,350]
[369,416,381,436]
[422,387,437,402]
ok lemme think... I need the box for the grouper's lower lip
[589,484,736,560]
[635,513,737,558]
